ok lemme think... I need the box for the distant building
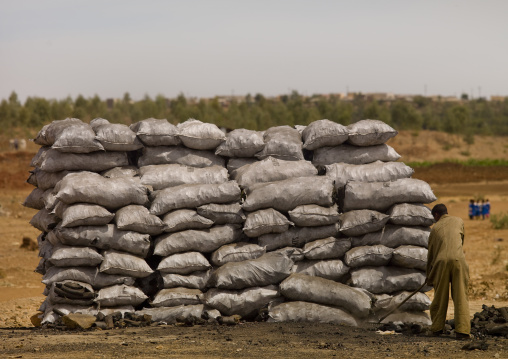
[491,96,507,102]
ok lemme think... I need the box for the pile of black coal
[467,305,508,339]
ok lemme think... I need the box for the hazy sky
[1,0,507,102]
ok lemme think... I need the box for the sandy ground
[0,140,507,358]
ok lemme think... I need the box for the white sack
[35,149,129,173]
[344,245,393,268]
[391,245,428,271]
[136,305,204,324]
[351,225,430,248]
[95,284,148,307]
[29,208,59,232]
[150,288,203,307]
[91,118,143,151]
[343,178,437,212]
[27,168,74,191]
[226,157,258,173]
[177,119,226,150]
[350,266,427,294]
[303,237,351,260]
[312,144,400,166]
[100,250,154,278]
[197,203,246,225]
[242,176,334,212]
[255,126,304,161]
[138,146,225,167]
[130,118,181,146]
[58,203,114,228]
[258,224,340,251]
[302,119,349,150]
[211,242,266,267]
[288,204,339,227]
[268,301,358,326]
[339,210,390,237]
[150,181,241,216]
[215,128,265,157]
[210,252,293,290]
[34,118,84,146]
[140,164,228,190]
[291,259,349,281]
[205,285,281,317]
[279,273,371,318]
[157,252,211,275]
[161,270,212,290]
[114,204,167,235]
[387,203,435,227]
[55,172,149,210]
[162,209,214,233]
[42,266,135,289]
[49,246,104,267]
[154,224,243,256]
[380,311,431,326]
[346,119,397,146]
[243,208,293,238]
[100,166,139,179]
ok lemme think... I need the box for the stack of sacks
[317,119,435,326]
[132,118,244,322]
[24,117,153,323]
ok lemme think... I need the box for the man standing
[426,204,470,339]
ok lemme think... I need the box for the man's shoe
[455,332,470,340]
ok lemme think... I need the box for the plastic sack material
[268,301,358,326]
[114,205,167,235]
[57,203,114,228]
[177,119,226,150]
[42,266,135,289]
[226,157,258,174]
[129,118,181,146]
[242,176,334,212]
[209,252,293,290]
[154,224,243,257]
[291,259,350,282]
[150,288,203,307]
[379,311,431,326]
[255,126,304,161]
[339,209,389,237]
[303,237,351,260]
[34,118,83,146]
[346,119,398,146]
[91,118,143,151]
[391,245,428,271]
[197,203,246,225]
[350,225,430,249]
[243,208,293,238]
[288,204,339,227]
[54,224,151,258]
[279,273,371,318]
[204,285,281,318]
[100,166,139,179]
[35,149,129,173]
[232,157,317,188]
[387,203,434,227]
[51,122,105,153]
[373,292,431,314]
[162,209,214,233]
[54,172,149,210]
[157,252,211,275]
[215,128,265,157]
[27,168,75,191]
[99,250,154,278]
[324,161,414,190]
[258,224,340,251]
[211,242,266,267]
[95,284,148,307]
[22,187,46,210]
[350,266,427,294]
[312,144,400,166]
[342,178,437,212]
[48,246,104,267]
[139,164,228,190]
[136,305,204,324]
[138,146,225,168]
[150,181,241,216]
[344,245,393,268]
[29,208,59,232]
[302,119,349,150]
[161,270,212,290]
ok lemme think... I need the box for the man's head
[431,203,448,222]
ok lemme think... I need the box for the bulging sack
[351,225,430,248]
[150,288,204,307]
[55,172,149,210]
[49,246,104,267]
[387,203,434,227]
[302,119,349,150]
[215,128,265,157]
[177,119,226,150]
[255,126,304,161]
[346,119,397,146]
[380,311,431,326]
[50,121,105,153]
[342,178,437,212]
[91,118,143,151]
[100,250,154,278]
[197,203,246,225]
[34,118,84,146]
[114,205,167,235]
[339,210,389,237]
[162,209,214,233]
[312,144,400,166]
[291,259,350,281]
[268,301,358,326]
[226,157,258,174]
[42,266,135,289]
[325,161,414,190]
[288,204,339,227]
[209,252,294,290]
[154,224,243,256]
[161,270,212,290]
[303,237,351,260]
[57,203,115,228]
[138,146,225,168]
[136,304,204,324]
[391,245,428,271]
[95,284,148,307]
[204,285,281,318]
[350,266,427,294]
[232,157,317,188]
[157,252,211,275]
[242,176,334,212]
[35,149,129,173]
[343,245,393,268]
[139,164,228,190]
[243,208,293,238]
[210,242,266,267]
[129,118,181,146]
[279,273,371,318]
[150,181,241,216]
[258,224,340,251]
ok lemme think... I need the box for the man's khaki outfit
[426,214,470,335]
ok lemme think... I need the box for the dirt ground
[1,131,507,358]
